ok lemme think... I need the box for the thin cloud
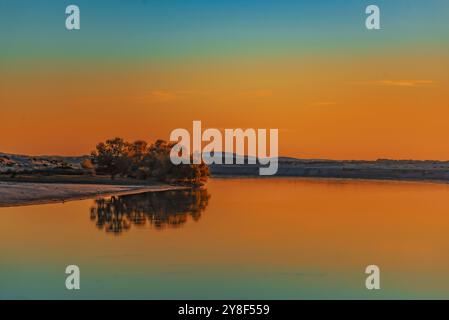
[134,90,198,103]
[377,80,435,87]
[240,90,274,98]
[349,80,436,88]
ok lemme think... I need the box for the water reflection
[90,188,210,234]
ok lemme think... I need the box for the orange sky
[1,50,448,160]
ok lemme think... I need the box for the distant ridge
[204,153,449,182]
[2,151,449,183]
[0,152,88,173]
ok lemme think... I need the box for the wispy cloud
[376,80,435,87]
[351,80,436,88]
[240,90,274,98]
[134,90,198,103]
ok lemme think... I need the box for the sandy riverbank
[0,182,188,207]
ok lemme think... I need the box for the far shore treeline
[87,138,209,185]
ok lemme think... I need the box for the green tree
[91,138,210,185]
[91,137,130,179]
[126,140,149,179]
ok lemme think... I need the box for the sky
[0,0,448,159]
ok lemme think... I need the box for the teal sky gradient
[0,0,448,64]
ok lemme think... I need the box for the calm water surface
[1,178,449,299]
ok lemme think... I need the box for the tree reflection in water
[90,188,210,234]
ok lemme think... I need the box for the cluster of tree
[90,138,210,185]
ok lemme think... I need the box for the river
[1,178,449,299]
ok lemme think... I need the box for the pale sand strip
[0,182,188,208]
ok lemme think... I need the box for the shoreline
[211,174,449,185]
[2,174,449,208]
[209,160,449,184]
[0,182,190,208]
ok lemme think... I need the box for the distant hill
[0,152,88,174]
[208,156,449,182]
[2,151,449,183]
